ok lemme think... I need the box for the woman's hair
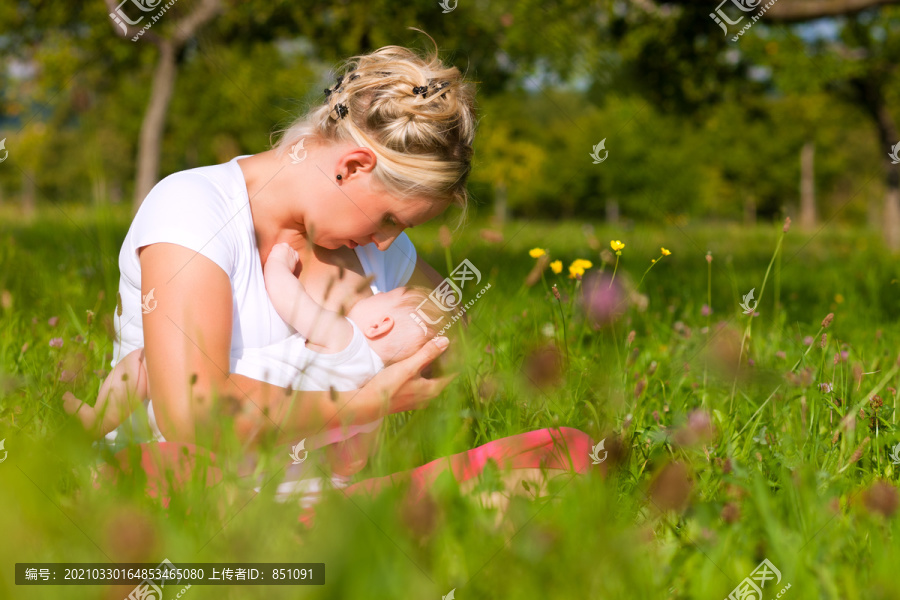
[272,29,478,228]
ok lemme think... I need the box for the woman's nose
[372,230,401,251]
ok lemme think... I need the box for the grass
[2,203,900,599]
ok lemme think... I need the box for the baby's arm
[264,243,354,352]
[62,348,149,439]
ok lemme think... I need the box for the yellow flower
[550,260,562,274]
[610,240,625,252]
[567,258,593,279]
[529,248,547,258]
[651,259,657,264]
[661,247,671,256]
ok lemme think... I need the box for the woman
[107,39,473,449]
[102,35,593,511]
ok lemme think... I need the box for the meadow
[1,204,900,599]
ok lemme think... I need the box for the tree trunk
[852,78,900,251]
[134,40,178,212]
[605,198,620,224]
[21,169,35,218]
[744,194,756,226]
[800,141,816,229]
[493,180,508,226]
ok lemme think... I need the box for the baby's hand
[268,243,300,271]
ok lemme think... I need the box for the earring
[336,174,342,180]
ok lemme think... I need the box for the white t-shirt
[105,154,417,447]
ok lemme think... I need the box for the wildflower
[822,313,834,328]
[86,310,94,326]
[819,382,833,394]
[651,259,656,264]
[803,336,814,346]
[582,273,627,327]
[568,258,593,279]
[551,284,560,300]
[49,338,64,348]
[626,330,636,346]
[863,480,899,518]
[610,240,625,252]
[701,304,711,317]
[834,294,844,304]
[529,248,547,258]
[705,252,712,264]
[550,260,562,274]
[775,351,786,359]
[439,225,452,248]
[48,316,59,327]
[820,333,827,349]
[649,462,693,513]
[661,247,671,256]
[783,216,791,233]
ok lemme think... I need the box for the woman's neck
[239,150,309,260]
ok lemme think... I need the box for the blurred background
[3,1,900,599]
[0,0,898,239]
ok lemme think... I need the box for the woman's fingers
[405,336,449,376]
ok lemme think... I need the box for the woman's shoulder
[123,158,250,276]
[139,160,244,221]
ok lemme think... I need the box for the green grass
[2,204,900,599]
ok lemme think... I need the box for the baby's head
[346,285,444,365]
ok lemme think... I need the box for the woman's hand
[362,336,456,414]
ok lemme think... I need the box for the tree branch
[172,0,223,46]
[763,0,900,21]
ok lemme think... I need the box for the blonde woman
[82,33,592,512]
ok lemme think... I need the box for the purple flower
[582,273,627,327]
[803,336,814,346]
[701,304,712,317]
[49,337,64,348]
[48,316,59,327]
[819,382,833,394]
[775,351,786,359]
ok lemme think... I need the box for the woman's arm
[139,243,452,447]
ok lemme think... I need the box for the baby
[64,242,444,478]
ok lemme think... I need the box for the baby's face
[347,288,430,360]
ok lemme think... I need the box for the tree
[103,0,222,210]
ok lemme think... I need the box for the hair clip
[412,85,428,97]
[333,103,349,119]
